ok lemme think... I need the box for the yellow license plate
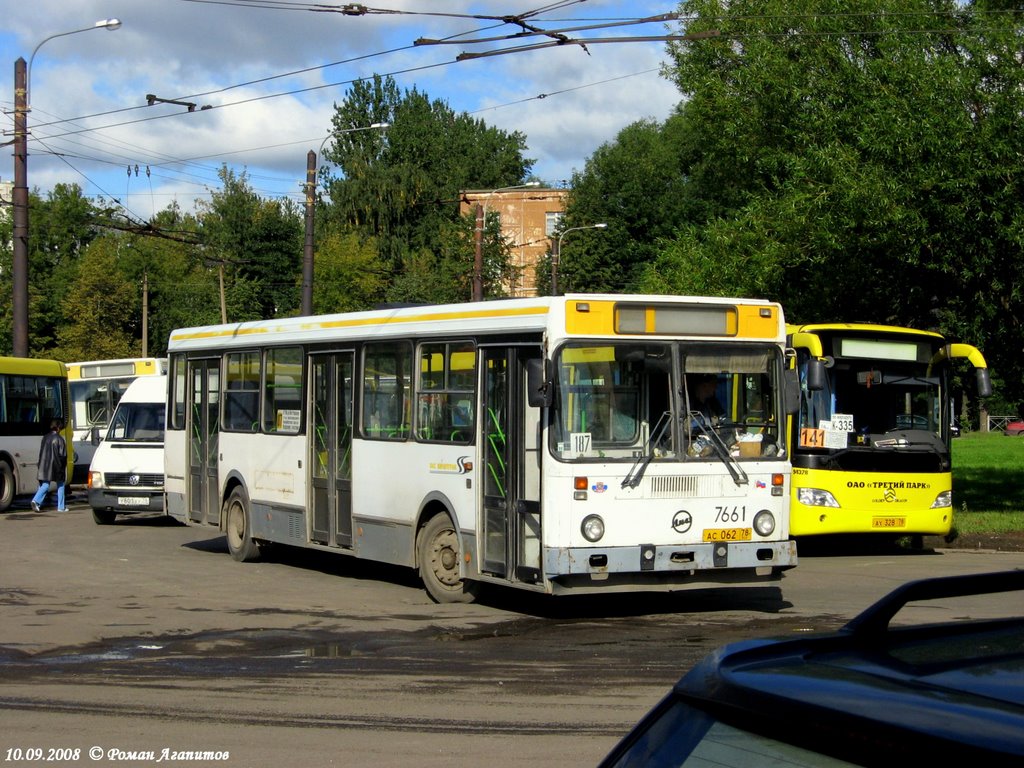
[871,516,907,529]
[702,528,752,542]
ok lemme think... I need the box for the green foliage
[558,117,694,293]
[198,167,303,320]
[310,230,389,314]
[386,212,518,304]
[27,185,102,354]
[639,0,1024,410]
[322,75,533,301]
[50,236,138,361]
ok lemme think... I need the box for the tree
[310,229,388,314]
[321,75,533,301]
[198,167,303,321]
[117,205,219,356]
[641,0,1024,410]
[25,184,101,354]
[556,115,696,293]
[386,211,518,304]
[51,236,138,361]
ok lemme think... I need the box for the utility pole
[302,150,316,315]
[12,58,29,357]
[141,272,149,357]
[10,20,123,356]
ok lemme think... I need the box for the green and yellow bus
[0,356,73,511]
[788,323,991,538]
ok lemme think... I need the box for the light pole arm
[26,20,122,104]
[551,223,607,297]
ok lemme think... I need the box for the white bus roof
[167,294,784,352]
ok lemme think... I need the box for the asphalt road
[2,492,1023,768]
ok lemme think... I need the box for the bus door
[480,347,542,584]
[188,358,220,525]
[309,352,354,548]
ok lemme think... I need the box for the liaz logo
[591,481,608,493]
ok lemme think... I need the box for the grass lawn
[952,432,1024,536]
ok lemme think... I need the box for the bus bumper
[544,540,798,578]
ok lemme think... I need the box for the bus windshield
[552,342,784,462]
[70,379,132,432]
[800,357,943,443]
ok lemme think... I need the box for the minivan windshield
[106,402,165,442]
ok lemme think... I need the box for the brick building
[460,187,568,297]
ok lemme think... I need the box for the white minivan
[87,375,166,525]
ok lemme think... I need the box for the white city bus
[67,358,167,483]
[165,295,798,602]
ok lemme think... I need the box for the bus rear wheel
[417,513,480,604]
[225,487,261,562]
[0,461,13,512]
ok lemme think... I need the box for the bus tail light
[931,490,952,509]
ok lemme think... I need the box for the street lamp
[473,182,541,301]
[11,18,122,357]
[302,122,389,315]
[552,223,607,296]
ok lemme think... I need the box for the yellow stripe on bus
[171,305,549,343]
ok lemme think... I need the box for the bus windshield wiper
[689,412,749,487]
[622,411,671,489]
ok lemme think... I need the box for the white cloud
[2,0,686,212]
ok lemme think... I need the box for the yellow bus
[788,323,991,538]
[66,358,167,484]
[0,357,74,511]
[166,295,799,602]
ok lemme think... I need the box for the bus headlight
[581,515,605,543]
[931,490,952,509]
[797,487,840,507]
[753,510,776,537]
[88,471,103,490]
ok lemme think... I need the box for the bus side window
[224,351,260,433]
[363,342,412,441]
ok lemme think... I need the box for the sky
[0,0,686,224]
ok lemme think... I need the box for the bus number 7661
[714,506,747,524]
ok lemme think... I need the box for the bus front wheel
[0,461,13,512]
[417,513,480,604]
[225,487,261,562]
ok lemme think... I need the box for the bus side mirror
[805,358,826,392]
[977,368,992,398]
[90,426,103,446]
[526,358,553,408]
[784,369,801,415]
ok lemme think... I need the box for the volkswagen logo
[129,474,140,486]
